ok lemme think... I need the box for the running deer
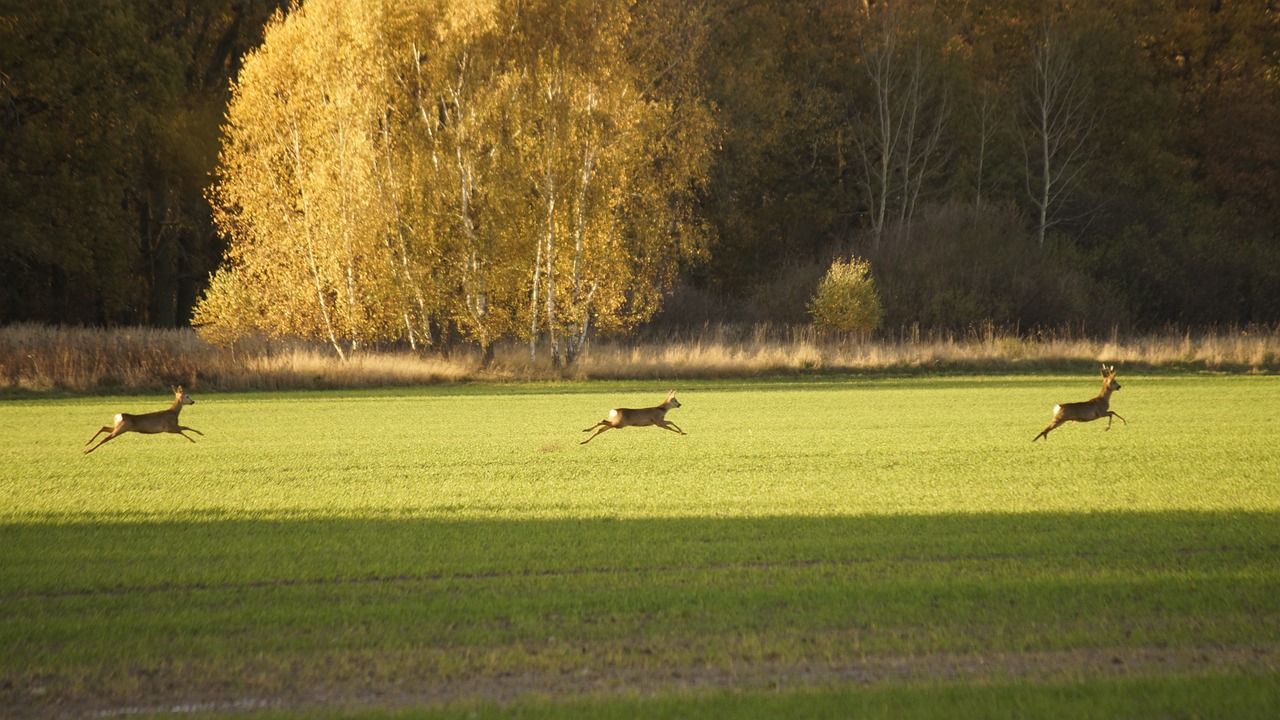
[581,390,685,445]
[84,386,203,455]
[1032,364,1126,441]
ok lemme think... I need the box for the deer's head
[1101,364,1120,392]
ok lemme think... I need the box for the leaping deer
[582,390,685,445]
[84,386,203,454]
[1033,364,1126,441]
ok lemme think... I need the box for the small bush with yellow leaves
[808,257,884,334]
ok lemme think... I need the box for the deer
[84,385,203,455]
[581,390,685,445]
[1033,364,1126,441]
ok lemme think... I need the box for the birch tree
[409,34,525,359]
[504,0,713,365]
[1021,23,1097,246]
[196,0,397,355]
[849,3,950,246]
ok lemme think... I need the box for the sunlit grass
[6,375,1278,521]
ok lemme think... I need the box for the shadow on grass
[4,509,1278,595]
[2,511,1277,717]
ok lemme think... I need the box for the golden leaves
[197,0,715,358]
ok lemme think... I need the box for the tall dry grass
[574,323,1280,379]
[1,322,1276,394]
[0,325,476,393]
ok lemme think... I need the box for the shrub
[807,257,884,334]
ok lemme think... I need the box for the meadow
[2,374,1279,717]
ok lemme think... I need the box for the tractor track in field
[8,542,1274,602]
[4,643,1277,718]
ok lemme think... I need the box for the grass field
[2,374,1279,717]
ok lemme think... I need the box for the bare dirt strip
[4,643,1276,719]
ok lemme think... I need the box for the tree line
[3,0,1278,352]
[2,0,290,327]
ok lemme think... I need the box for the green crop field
[2,374,1279,717]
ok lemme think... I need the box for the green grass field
[2,374,1279,717]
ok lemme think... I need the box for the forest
[3,0,1278,356]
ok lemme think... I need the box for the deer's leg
[1032,420,1062,442]
[580,425,612,444]
[658,421,686,436]
[1103,411,1127,430]
[178,426,204,437]
[583,420,609,433]
[84,430,122,455]
[85,425,114,446]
